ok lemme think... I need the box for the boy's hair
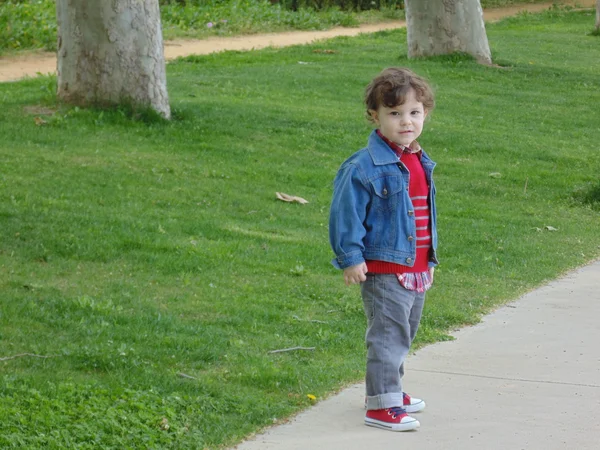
[364,67,435,122]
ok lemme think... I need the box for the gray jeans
[361,274,425,410]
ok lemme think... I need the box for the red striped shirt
[366,131,432,274]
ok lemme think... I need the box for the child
[329,67,438,432]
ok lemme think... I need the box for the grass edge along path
[1,8,599,450]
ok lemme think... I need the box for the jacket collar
[367,130,406,166]
[367,130,434,168]
[376,129,423,157]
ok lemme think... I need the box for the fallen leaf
[276,192,309,204]
[307,394,316,401]
[34,117,47,126]
[159,418,170,431]
[488,172,502,178]
[312,49,337,54]
[297,61,311,65]
[544,225,558,231]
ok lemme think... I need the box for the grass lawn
[1,7,599,449]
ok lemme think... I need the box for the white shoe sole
[365,417,420,432]
[404,400,426,414]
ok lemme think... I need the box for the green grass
[0,0,568,55]
[1,8,599,449]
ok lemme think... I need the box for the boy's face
[369,88,427,148]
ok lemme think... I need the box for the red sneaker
[365,407,420,431]
[403,392,426,413]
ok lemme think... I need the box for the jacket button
[408,210,414,216]
[382,188,388,196]
[407,236,414,241]
[406,258,413,264]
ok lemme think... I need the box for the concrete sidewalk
[235,260,600,450]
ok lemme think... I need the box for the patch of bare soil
[0,0,595,83]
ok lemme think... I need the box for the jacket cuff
[332,251,364,270]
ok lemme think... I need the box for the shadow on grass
[572,182,600,211]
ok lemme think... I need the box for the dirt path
[0,0,595,83]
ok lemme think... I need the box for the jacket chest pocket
[369,175,404,211]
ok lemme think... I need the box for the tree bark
[56,0,170,119]
[405,0,492,65]
[596,0,600,32]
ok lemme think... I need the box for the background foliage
[159,0,404,9]
[0,0,559,54]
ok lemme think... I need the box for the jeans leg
[399,290,425,381]
[362,274,422,410]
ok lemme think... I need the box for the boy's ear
[368,109,378,122]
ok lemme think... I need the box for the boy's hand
[343,263,368,286]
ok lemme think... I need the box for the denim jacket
[329,130,438,270]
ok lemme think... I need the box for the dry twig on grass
[292,315,328,324]
[275,192,309,204]
[177,372,198,380]
[0,353,56,362]
[268,346,315,354]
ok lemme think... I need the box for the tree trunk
[405,0,492,65]
[596,0,600,32]
[56,0,170,119]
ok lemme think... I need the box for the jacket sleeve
[329,162,371,270]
